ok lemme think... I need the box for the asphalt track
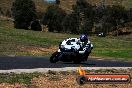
[0,56,132,70]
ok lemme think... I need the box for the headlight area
[61,45,65,48]
[59,45,65,49]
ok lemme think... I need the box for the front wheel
[50,51,60,63]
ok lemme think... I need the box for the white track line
[0,67,132,73]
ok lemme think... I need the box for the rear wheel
[50,51,60,63]
[73,57,81,64]
[73,54,81,64]
[73,60,81,64]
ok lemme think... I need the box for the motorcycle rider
[50,33,93,63]
[77,34,93,54]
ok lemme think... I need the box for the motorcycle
[50,38,93,64]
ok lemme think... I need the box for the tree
[62,0,95,34]
[80,17,94,34]
[127,8,132,22]
[72,0,94,34]
[56,0,60,5]
[0,7,2,15]
[31,20,42,31]
[6,10,12,17]
[11,0,37,30]
[42,5,66,32]
[94,4,128,35]
[62,12,80,34]
[0,7,4,16]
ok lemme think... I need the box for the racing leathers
[77,39,93,54]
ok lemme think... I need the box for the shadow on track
[62,62,96,66]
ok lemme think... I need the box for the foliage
[94,4,129,34]
[11,0,37,30]
[42,5,66,32]
[31,20,42,31]
[56,0,60,5]
[0,27,131,59]
[5,9,11,17]
[62,12,80,34]
[127,8,132,21]
[0,7,4,16]
[63,0,95,34]
[51,0,130,35]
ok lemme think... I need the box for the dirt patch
[32,74,132,88]
[0,76,131,88]
[0,16,14,29]
[31,70,132,88]
[0,70,132,88]
[32,78,132,88]
[17,45,58,55]
[0,83,26,88]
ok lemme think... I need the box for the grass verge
[0,26,132,60]
[0,69,132,88]
[0,72,43,84]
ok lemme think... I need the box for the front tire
[50,51,60,63]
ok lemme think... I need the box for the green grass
[90,36,132,59]
[122,0,132,9]
[92,48,132,59]
[0,69,132,85]
[0,72,43,84]
[0,27,78,46]
[0,27,132,60]
[0,27,79,56]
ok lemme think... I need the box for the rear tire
[73,59,81,64]
[73,61,81,64]
[50,51,60,63]
[73,54,81,64]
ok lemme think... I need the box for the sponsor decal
[76,66,131,85]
